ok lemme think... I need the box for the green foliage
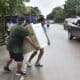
[0,0,30,35]
[31,7,41,16]
[47,0,80,21]
[75,5,80,16]
[0,0,30,16]
[47,7,65,22]
[24,7,41,16]
[64,0,80,17]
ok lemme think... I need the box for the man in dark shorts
[4,15,40,75]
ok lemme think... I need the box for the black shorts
[9,52,24,61]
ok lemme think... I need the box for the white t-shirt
[7,22,14,31]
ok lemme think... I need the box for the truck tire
[68,32,73,40]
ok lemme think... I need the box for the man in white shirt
[7,20,14,35]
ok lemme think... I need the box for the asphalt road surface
[0,24,80,80]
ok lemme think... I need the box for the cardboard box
[23,23,48,54]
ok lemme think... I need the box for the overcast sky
[25,0,65,17]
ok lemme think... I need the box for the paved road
[0,24,80,80]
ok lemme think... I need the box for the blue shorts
[9,52,24,61]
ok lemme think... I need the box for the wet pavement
[0,24,80,80]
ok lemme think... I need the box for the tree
[31,7,41,16]
[24,6,41,16]
[75,5,80,16]
[47,0,80,22]
[47,7,65,22]
[0,0,30,36]
[64,0,80,17]
[0,0,30,16]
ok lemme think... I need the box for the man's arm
[44,31,50,45]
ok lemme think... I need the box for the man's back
[7,24,29,53]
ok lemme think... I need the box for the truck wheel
[68,32,73,40]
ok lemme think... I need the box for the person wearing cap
[4,15,40,75]
[27,17,50,67]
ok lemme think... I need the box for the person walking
[4,15,40,75]
[27,17,50,67]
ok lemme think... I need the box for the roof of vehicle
[65,17,80,23]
